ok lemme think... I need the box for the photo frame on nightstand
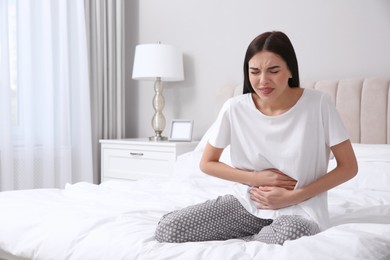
[168,119,193,142]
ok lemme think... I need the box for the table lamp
[132,43,184,141]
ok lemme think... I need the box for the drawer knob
[130,152,144,157]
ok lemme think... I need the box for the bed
[0,77,389,260]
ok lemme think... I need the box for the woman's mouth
[259,87,274,95]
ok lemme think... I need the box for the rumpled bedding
[0,143,390,260]
[0,178,389,260]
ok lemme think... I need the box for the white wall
[125,0,390,140]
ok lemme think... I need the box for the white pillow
[194,123,215,152]
[330,143,390,191]
[173,147,232,179]
[173,122,231,183]
[195,99,231,152]
[351,143,390,162]
[172,150,204,179]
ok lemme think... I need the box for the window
[8,0,18,126]
[1,0,18,126]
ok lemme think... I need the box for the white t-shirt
[208,89,349,230]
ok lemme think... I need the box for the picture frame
[168,119,193,142]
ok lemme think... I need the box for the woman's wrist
[247,171,259,187]
[291,188,306,205]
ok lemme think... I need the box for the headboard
[215,77,390,144]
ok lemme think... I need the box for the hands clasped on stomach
[249,168,298,210]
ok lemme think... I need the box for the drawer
[102,148,175,180]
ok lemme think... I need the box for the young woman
[155,31,357,245]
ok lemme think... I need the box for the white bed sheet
[0,175,390,260]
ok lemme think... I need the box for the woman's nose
[260,73,269,84]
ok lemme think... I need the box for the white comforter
[0,177,390,260]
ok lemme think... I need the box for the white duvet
[0,144,390,260]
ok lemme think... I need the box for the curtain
[84,0,125,183]
[0,0,93,190]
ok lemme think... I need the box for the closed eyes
[249,66,280,74]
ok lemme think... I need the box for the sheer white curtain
[0,0,93,191]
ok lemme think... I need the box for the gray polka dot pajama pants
[155,195,320,245]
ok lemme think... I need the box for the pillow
[329,143,390,191]
[195,98,231,152]
[172,150,204,179]
[194,123,215,152]
[193,121,232,165]
[173,146,232,180]
[350,143,390,162]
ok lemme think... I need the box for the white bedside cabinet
[100,138,198,182]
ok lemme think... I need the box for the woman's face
[248,51,292,104]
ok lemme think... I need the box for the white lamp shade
[132,43,184,81]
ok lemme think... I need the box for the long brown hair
[243,31,300,94]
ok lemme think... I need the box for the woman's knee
[155,212,182,243]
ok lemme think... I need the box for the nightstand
[100,138,198,182]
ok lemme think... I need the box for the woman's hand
[250,140,358,210]
[249,186,297,210]
[249,169,297,210]
[200,143,298,188]
[254,168,297,190]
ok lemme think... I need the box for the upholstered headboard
[215,77,390,144]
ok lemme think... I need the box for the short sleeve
[321,93,349,147]
[208,99,232,148]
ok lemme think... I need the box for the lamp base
[149,135,168,141]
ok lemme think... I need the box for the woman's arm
[250,139,358,209]
[199,142,297,189]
